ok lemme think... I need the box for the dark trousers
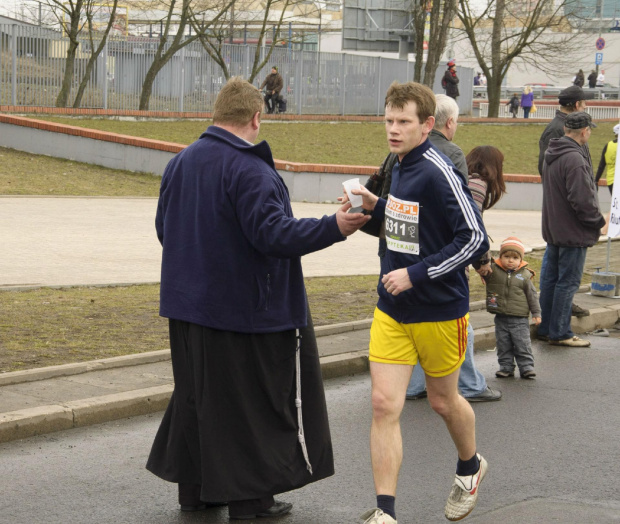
[494,315,534,374]
[264,93,278,113]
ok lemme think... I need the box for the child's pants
[494,315,535,373]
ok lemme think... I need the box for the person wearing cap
[259,65,283,114]
[538,85,593,320]
[595,123,619,194]
[538,85,591,177]
[538,112,606,347]
[442,60,460,100]
[483,237,541,379]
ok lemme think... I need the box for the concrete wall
[0,115,612,211]
[0,121,175,176]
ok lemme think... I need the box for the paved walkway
[2,195,620,443]
[1,196,547,288]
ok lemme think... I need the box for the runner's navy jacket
[367,139,488,323]
[156,126,345,333]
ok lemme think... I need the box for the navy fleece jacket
[156,126,345,333]
[367,140,489,323]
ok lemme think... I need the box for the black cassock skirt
[146,312,334,503]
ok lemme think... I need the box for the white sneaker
[360,508,397,524]
[444,453,488,521]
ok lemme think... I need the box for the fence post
[341,54,346,116]
[102,41,108,110]
[298,52,303,116]
[178,46,185,112]
[11,24,17,106]
[377,57,382,116]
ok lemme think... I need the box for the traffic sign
[596,52,603,65]
[596,37,605,50]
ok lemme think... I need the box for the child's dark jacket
[484,259,541,318]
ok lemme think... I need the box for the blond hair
[385,81,436,123]
[213,77,263,126]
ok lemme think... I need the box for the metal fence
[0,22,474,115]
[479,102,620,120]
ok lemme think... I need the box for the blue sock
[456,453,480,476]
[377,495,395,519]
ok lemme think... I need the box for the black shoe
[571,304,589,318]
[536,334,549,342]
[465,386,502,402]
[521,370,536,379]
[406,389,428,400]
[495,369,515,378]
[230,501,293,520]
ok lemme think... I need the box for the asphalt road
[2,339,620,524]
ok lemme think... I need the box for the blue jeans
[406,323,487,398]
[537,244,587,341]
[523,107,531,118]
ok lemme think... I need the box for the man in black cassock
[146,77,370,519]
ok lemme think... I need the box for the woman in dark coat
[443,60,460,100]
[574,69,585,87]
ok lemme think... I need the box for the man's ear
[251,111,261,130]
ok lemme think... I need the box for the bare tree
[45,0,87,107]
[411,0,457,87]
[136,0,234,111]
[456,0,587,117]
[192,0,299,84]
[73,0,119,108]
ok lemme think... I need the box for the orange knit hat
[499,236,525,259]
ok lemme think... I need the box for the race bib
[385,195,419,254]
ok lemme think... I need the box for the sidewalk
[2,197,620,443]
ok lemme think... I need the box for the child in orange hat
[483,237,541,379]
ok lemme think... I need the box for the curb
[1,295,619,444]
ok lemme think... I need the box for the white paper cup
[342,178,363,208]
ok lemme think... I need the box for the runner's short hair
[213,77,263,126]
[385,82,436,123]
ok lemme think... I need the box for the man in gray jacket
[538,112,606,347]
[428,94,468,177]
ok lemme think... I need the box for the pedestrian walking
[520,86,534,118]
[348,81,489,524]
[442,60,460,100]
[506,93,520,118]
[538,112,605,347]
[595,123,619,194]
[483,237,541,379]
[146,77,370,520]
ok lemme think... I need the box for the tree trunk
[139,61,164,111]
[486,78,502,117]
[56,39,79,107]
[72,52,96,108]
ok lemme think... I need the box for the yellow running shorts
[368,307,468,377]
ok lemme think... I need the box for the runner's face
[385,102,434,161]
